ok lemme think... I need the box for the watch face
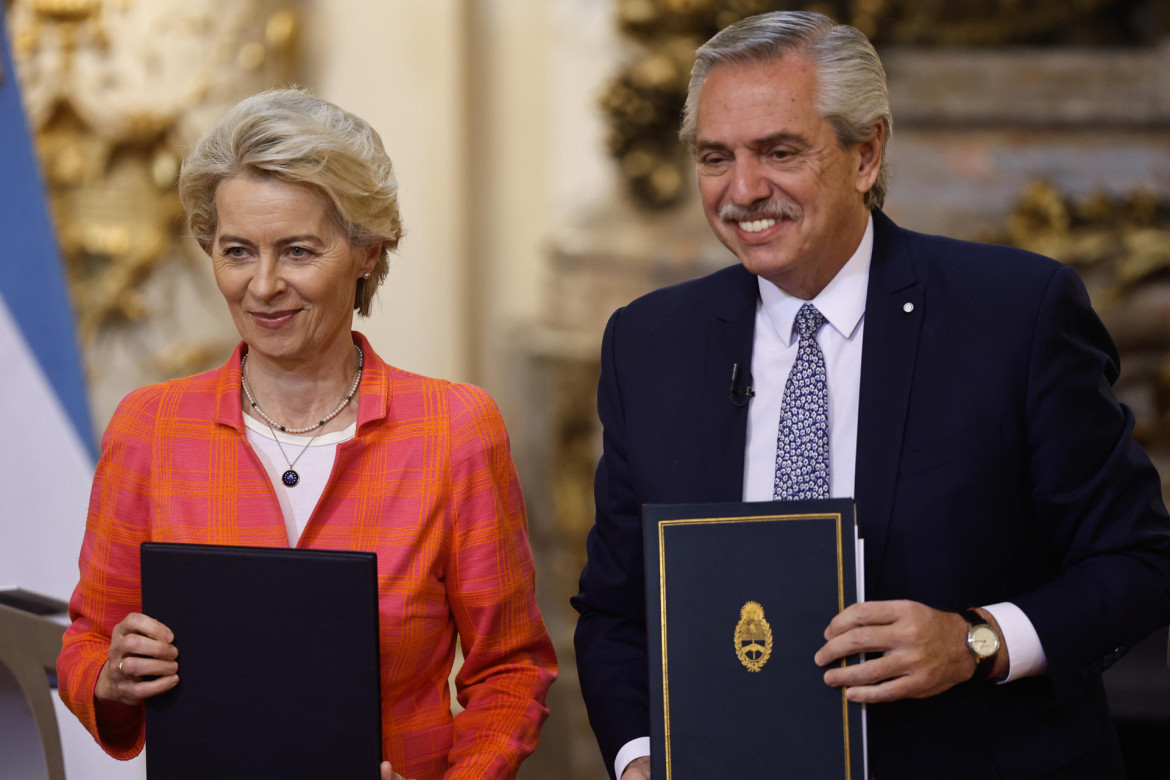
[970,625,1000,658]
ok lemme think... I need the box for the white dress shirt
[615,216,1045,779]
[742,218,870,502]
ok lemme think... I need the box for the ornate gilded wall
[6,0,298,430]
[602,0,1166,208]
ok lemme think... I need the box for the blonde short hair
[179,88,403,315]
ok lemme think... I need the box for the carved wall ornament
[990,180,1170,457]
[603,0,1164,209]
[6,0,299,394]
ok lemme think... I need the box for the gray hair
[178,87,403,316]
[680,11,892,210]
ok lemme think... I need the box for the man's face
[694,54,881,299]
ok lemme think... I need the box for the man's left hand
[814,600,975,703]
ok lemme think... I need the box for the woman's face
[211,175,378,368]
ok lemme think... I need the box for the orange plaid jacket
[58,333,557,780]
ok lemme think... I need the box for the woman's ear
[357,241,381,278]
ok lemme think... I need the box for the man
[571,11,1170,780]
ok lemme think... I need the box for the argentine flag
[1,15,147,780]
[0,14,95,604]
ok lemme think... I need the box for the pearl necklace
[240,344,363,486]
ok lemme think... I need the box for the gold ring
[118,658,125,675]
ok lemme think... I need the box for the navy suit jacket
[572,211,1170,779]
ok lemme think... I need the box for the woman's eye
[223,246,248,259]
[288,246,313,259]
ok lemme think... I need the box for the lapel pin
[903,302,915,313]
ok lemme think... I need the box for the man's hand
[621,756,651,779]
[814,600,979,703]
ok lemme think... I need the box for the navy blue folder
[140,542,382,779]
[644,499,863,779]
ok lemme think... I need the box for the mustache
[719,200,802,223]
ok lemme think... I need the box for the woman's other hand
[95,612,179,705]
[380,761,414,780]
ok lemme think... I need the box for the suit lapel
[699,266,758,501]
[856,212,923,592]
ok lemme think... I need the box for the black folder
[140,542,382,779]
[643,499,864,779]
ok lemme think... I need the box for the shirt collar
[757,214,872,346]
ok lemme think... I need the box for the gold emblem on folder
[734,601,773,672]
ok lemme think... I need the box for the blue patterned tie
[773,303,829,500]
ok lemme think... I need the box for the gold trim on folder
[657,511,851,780]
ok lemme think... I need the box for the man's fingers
[823,600,910,639]
[823,653,900,688]
[822,652,935,703]
[841,675,917,704]
[815,623,894,666]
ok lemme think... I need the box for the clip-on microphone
[729,363,755,407]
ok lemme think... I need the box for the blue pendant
[282,470,300,487]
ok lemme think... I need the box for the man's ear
[854,121,885,195]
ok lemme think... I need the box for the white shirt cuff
[615,737,650,779]
[983,601,1048,682]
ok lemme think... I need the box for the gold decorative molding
[603,0,1164,209]
[6,0,299,382]
[993,180,1170,297]
[991,180,1170,452]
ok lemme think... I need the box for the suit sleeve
[571,307,651,778]
[56,388,159,759]
[1013,263,1170,692]
[444,383,557,779]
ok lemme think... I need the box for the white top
[615,216,1046,779]
[243,415,356,546]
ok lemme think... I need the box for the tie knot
[794,303,826,339]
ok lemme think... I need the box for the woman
[57,88,557,780]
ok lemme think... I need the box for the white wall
[300,0,472,382]
[299,0,618,394]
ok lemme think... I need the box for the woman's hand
[95,612,180,705]
[380,761,414,780]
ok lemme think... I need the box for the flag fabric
[0,10,96,604]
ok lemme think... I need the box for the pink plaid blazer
[58,333,557,779]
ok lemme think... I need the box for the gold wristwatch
[961,609,1000,681]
